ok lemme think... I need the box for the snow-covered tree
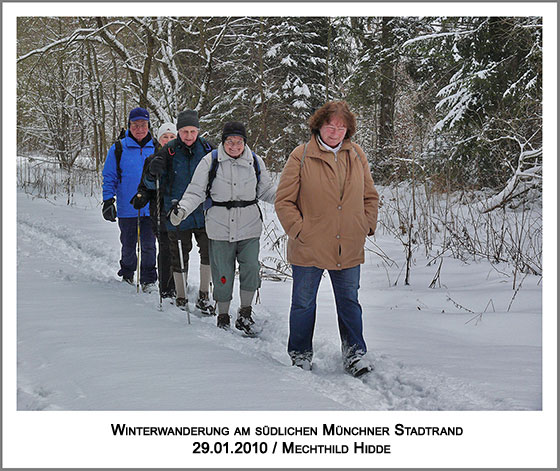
[204,17,329,170]
[17,18,90,169]
[345,17,428,180]
[403,17,542,193]
[17,15,542,198]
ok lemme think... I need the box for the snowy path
[15,191,541,410]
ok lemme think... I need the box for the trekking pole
[177,239,191,325]
[172,199,191,325]
[156,179,163,311]
[137,208,141,294]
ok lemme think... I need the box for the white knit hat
[157,122,177,141]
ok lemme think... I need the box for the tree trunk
[325,17,331,101]
[377,17,396,161]
[255,18,268,150]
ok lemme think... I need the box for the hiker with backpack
[274,101,379,377]
[131,122,178,299]
[169,122,276,334]
[143,110,216,315]
[102,107,157,291]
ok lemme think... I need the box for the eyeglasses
[324,125,347,133]
[224,138,244,147]
[130,121,149,129]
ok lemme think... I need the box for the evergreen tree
[346,17,426,180]
[205,17,329,170]
[16,14,542,194]
[404,17,542,189]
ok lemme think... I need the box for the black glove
[130,190,149,210]
[148,155,166,178]
[102,198,117,222]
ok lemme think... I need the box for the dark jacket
[134,152,164,233]
[144,136,214,232]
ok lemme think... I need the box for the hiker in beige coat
[275,100,379,377]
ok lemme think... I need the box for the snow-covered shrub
[17,155,100,205]
[377,183,542,288]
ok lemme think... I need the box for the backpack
[113,128,158,183]
[203,149,261,211]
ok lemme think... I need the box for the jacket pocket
[351,212,369,236]
[206,207,229,230]
[297,215,322,244]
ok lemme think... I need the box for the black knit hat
[176,110,200,130]
[221,121,247,144]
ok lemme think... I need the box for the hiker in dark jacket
[102,107,157,290]
[144,110,215,314]
[131,122,177,298]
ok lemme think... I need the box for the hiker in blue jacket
[143,110,215,315]
[102,107,157,291]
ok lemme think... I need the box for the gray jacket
[177,144,277,242]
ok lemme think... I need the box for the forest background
[16,14,543,283]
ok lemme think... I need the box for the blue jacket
[102,131,156,218]
[144,136,212,231]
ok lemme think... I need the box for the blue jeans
[288,265,366,361]
[117,217,157,284]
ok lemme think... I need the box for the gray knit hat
[176,110,200,130]
[157,122,177,141]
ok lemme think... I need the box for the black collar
[130,131,153,148]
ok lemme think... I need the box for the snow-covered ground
[15,189,542,411]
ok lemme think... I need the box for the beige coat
[275,136,379,270]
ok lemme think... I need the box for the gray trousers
[209,238,261,302]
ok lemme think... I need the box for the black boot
[122,275,134,285]
[161,288,176,299]
[195,290,216,316]
[235,306,256,336]
[344,355,373,377]
[291,357,313,371]
[175,297,188,311]
[217,313,230,329]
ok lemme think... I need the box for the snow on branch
[17,19,130,63]
[194,18,231,111]
[401,20,488,48]
[17,29,98,63]
[402,31,466,47]
[476,144,542,213]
